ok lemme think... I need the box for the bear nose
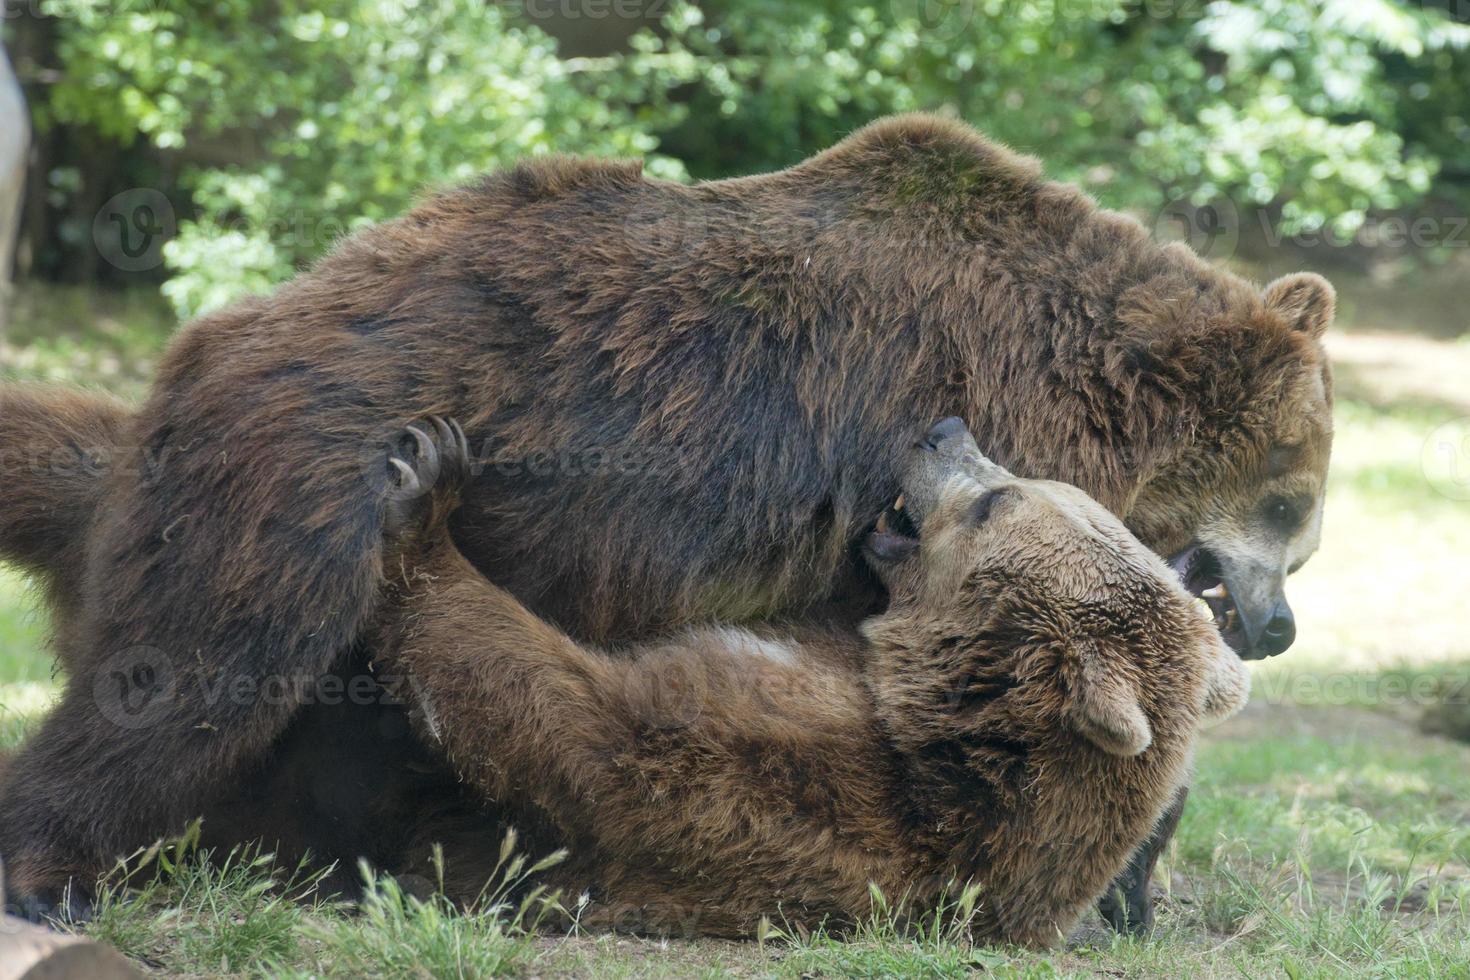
[1260,601,1296,657]
[922,416,968,451]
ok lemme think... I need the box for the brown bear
[0,114,1332,923]
[371,415,1251,943]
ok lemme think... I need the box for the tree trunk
[0,41,27,339]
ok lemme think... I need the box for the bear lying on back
[378,417,1251,944]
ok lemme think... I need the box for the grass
[0,283,174,401]
[85,842,323,973]
[2,285,1469,977]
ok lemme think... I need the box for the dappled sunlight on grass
[0,568,58,748]
[0,681,57,749]
[0,284,174,401]
[0,566,53,681]
[1183,710,1470,886]
[0,681,59,719]
[1270,334,1470,676]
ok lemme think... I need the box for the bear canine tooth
[876,511,890,533]
[894,494,906,511]
[1202,584,1228,600]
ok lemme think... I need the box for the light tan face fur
[1124,272,1336,661]
[1194,373,1332,637]
[862,420,1250,753]
[868,421,1185,615]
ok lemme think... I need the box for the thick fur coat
[374,418,1251,943]
[0,115,1329,905]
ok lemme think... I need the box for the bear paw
[383,416,474,546]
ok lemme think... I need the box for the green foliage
[655,0,1468,234]
[0,283,172,397]
[24,0,1470,316]
[293,836,565,978]
[84,829,327,975]
[39,0,697,317]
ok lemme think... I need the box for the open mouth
[865,494,921,562]
[1170,545,1246,654]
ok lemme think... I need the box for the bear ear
[1065,641,1152,757]
[1263,272,1335,340]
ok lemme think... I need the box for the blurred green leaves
[654,0,1468,236]
[38,0,697,317]
[24,0,1470,317]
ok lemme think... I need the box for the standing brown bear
[376,416,1252,943]
[0,115,1332,923]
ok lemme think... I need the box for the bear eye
[971,487,1011,525]
[1263,495,1306,532]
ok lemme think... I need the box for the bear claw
[384,417,473,542]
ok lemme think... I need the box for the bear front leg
[1097,785,1188,934]
[382,553,625,827]
[377,420,894,928]
[372,420,625,832]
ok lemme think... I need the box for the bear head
[1117,268,1335,661]
[862,415,1249,759]
[858,416,1249,942]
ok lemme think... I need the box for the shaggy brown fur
[0,115,1331,912]
[0,386,130,656]
[375,417,1251,943]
